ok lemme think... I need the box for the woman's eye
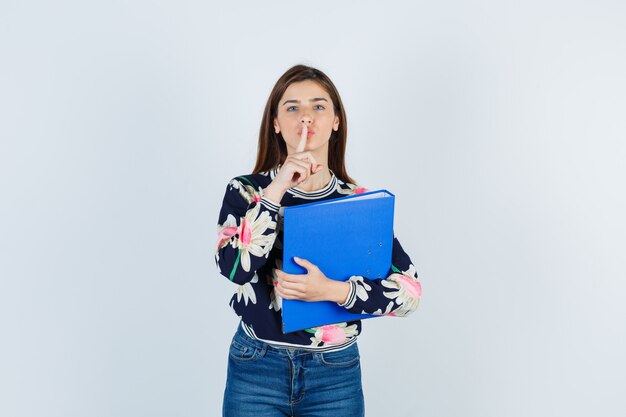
[286,105,325,112]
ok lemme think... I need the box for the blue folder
[281,189,395,333]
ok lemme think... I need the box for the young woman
[215,64,422,417]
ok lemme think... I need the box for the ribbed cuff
[337,281,357,308]
[260,196,281,212]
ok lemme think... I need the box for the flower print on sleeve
[233,273,259,307]
[335,180,370,196]
[231,178,264,204]
[338,235,422,318]
[236,204,276,272]
[380,263,421,316]
[215,177,280,285]
[268,258,283,312]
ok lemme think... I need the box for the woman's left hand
[274,257,338,302]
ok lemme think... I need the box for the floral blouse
[215,166,422,352]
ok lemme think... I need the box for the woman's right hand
[264,124,322,202]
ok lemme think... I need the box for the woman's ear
[273,118,280,134]
[333,115,339,131]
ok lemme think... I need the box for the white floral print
[309,322,358,347]
[369,301,395,316]
[349,275,372,302]
[235,273,259,306]
[382,264,422,317]
[230,179,264,204]
[235,204,276,272]
[268,259,283,312]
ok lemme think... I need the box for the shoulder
[224,169,274,190]
[223,170,275,203]
[334,176,370,196]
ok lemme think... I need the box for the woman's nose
[300,115,312,124]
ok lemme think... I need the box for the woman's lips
[298,129,315,137]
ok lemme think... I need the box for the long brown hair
[252,64,355,184]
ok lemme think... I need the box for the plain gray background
[1,1,625,416]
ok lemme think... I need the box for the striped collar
[271,165,338,199]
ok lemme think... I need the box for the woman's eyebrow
[282,98,329,106]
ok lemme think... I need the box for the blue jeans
[222,322,365,417]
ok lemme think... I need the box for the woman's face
[273,80,340,155]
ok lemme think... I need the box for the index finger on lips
[296,123,307,153]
